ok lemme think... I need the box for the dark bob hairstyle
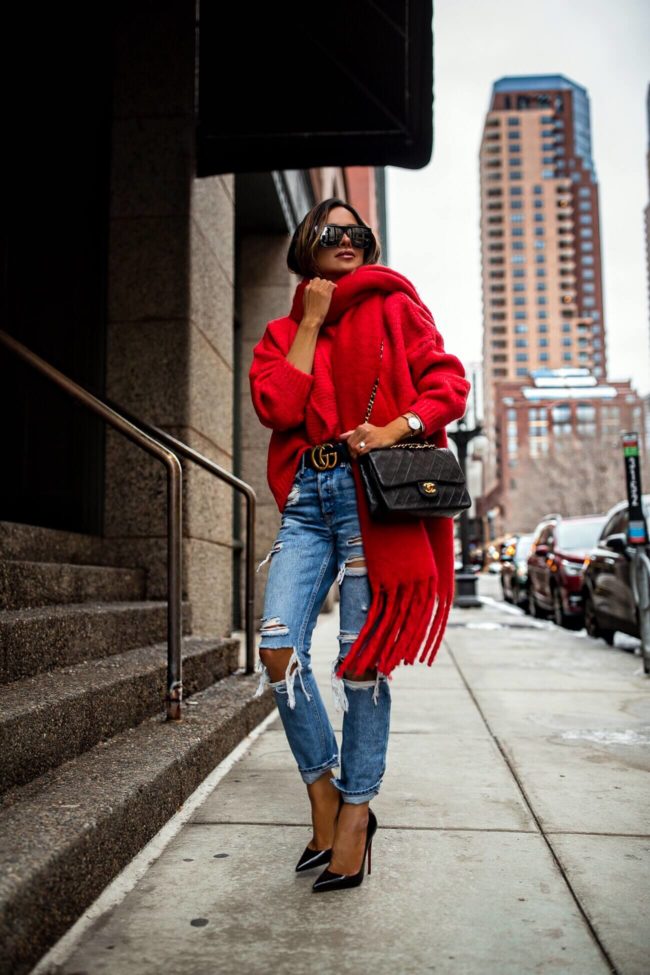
[286,197,381,278]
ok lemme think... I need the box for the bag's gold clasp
[311,442,338,471]
[422,482,437,495]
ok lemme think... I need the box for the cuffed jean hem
[330,780,383,804]
[299,756,340,785]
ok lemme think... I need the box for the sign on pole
[622,432,648,545]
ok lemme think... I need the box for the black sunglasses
[317,224,374,249]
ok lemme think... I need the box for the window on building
[578,186,591,197]
[514,296,526,305]
[542,156,555,164]
[582,255,594,265]
[539,338,549,347]
[513,283,525,291]
[538,311,548,319]
[534,199,544,208]
[512,241,524,250]
[537,296,547,305]
[514,311,527,319]
[509,185,523,194]
[511,213,524,222]
[515,338,528,347]
[538,323,548,333]
[512,228,524,236]
[563,352,572,361]
[584,297,596,307]
[576,405,595,421]
[580,227,593,238]
[542,169,554,178]
[512,255,525,263]
[539,352,549,361]
[533,185,543,194]
[508,117,520,126]
[515,353,528,362]
[534,213,544,222]
[581,242,593,251]
[534,227,545,237]
[536,282,547,291]
[579,214,592,224]
[513,268,525,277]
[552,405,571,422]
[510,171,523,180]
[535,254,546,263]
[514,324,528,333]
[562,337,572,346]
[534,240,545,249]
[516,367,528,376]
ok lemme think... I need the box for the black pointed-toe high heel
[312,808,377,891]
[295,844,333,872]
[296,790,344,872]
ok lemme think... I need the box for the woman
[249,198,470,892]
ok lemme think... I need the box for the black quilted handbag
[357,339,471,521]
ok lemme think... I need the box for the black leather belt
[302,440,351,472]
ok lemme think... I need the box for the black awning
[197,1,433,176]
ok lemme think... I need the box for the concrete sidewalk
[37,575,649,975]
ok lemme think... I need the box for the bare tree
[506,430,627,532]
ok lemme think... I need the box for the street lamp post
[448,371,483,608]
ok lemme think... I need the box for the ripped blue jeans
[253,451,391,804]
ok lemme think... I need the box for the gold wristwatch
[400,411,424,437]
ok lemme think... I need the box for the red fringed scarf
[249,263,471,681]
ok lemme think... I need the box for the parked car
[527,513,608,627]
[582,494,650,645]
[500,533,534,607]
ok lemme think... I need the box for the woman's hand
[302,277,337,328]
[339,422,399,460]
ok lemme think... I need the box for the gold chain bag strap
[355,339,471,520]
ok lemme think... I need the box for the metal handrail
[0,330,257,700]
[0,329,183,719]
[100,395,258,680]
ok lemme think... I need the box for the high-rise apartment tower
[479,75,606,494]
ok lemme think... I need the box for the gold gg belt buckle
[310,442,339,471]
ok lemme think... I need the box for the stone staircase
[0,522,275,975]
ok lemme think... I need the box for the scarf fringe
[335,569,456,681]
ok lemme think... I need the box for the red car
[527,513,607,627]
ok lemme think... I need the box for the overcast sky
[386,0,650,401]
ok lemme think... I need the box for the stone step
[0,559,146,610]
[0,520,108,565]
[0,635,242,793]
[0,673,276,975]
[0,599,193,684]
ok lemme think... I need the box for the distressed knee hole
[259,645,297,683]
[344,667,378,682]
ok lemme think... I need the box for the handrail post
[166,457,183,720]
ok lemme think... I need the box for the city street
[36,574,650,975]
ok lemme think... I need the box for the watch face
[408,416,420,430]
